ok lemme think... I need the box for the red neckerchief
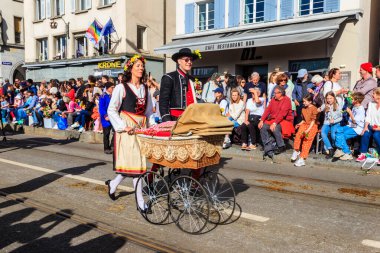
[177,68,194,106]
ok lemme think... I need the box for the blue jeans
[335,126,358,154]
[1,109,8,121]
[360,126,380,154]
[321,123,339,150]
[75,110,91,127]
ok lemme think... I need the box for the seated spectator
[243,72,267,104]
[202,73,221,103]
[62,95,81,126]
[51,92,66,127]
[213,87,230,149]
[16,90,38,125]
[241,88,265,150]
[259,86,294,160]
[333,92,365,161]
[71,88,95,133]
[356,88,380,162]
[92,93,102,133]
[320,91,343,158]
[267,71,279,103]
[152,90,161,124]
[291,94,319,167]
[227,88,245,145]
[65,83,75,101]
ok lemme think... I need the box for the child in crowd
[0,95,9,123]
[356,87,380,162]
[333,92,365,160]
[320,91,343,158]
[214,87,230,148]
[227,88,245,128]
[241,88,265,150]
[152,90,161,124]
[92,93,102,133]
[291,94,319,166]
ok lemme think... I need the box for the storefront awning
[155,17,347,54]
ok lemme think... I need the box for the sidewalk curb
[1,123,372,171]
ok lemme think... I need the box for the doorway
[236,64,268,84]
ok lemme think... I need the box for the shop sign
[204,40,255,52]
[2,61,12,66]
[94,68,124,77]
[289,58,330,73]
[98,61,122,69]
[192,66,218,77]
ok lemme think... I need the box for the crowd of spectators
[203,63,380,167]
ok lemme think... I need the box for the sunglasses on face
[180,58,193,63]
[278,79,287,82]
[274,91,282,94]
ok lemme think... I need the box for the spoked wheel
[135,171,170,225]
[199,171,236,224]
[169,176,210,234]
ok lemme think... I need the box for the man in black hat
[159,48,199,122]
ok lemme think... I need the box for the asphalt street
[0,134,379,253]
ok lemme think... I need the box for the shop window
[299,0,324,16]
[75,36,88,57]
[55,35,67,59]
[37,38,48,61]
[137,26,147,50]
[14,17,22,44]
[244,0,264,24]
[197,1,214,31]
[35,0,46,20]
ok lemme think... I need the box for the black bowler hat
[171,48,200,62]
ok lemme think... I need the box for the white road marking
[0,158,270,223]
[362,240,380,249]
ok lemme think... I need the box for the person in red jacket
[259,86,294,160]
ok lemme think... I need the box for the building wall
[0,0,25,82]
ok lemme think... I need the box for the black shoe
[325,149,334,159]
[137,204,152,214]
[105,180,116,201]
[274,146,286,155]
[104,149,113,154]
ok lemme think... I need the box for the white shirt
[202,81,219,103]
[323,81,344,108]
[350,105,365,135]
[107,83,154,132]
[228,100,245,125]
[365,102,380,127]
[246,97,265,116]
[216,99,229,116]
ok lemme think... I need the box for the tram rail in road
[0,190,192,253]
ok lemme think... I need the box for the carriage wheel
[135,171,170,225]
[199,171,236,224]
[169,176,210,234]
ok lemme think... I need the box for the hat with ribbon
[171,48,201,62]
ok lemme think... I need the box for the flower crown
[193,49,202,59]
[124,54,146,71]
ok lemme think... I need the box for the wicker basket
[137,135,224,169]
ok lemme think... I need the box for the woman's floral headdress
[124,54,146,71]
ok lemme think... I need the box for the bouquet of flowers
[194,78,202,100]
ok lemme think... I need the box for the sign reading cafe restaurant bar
[204,40,255,52]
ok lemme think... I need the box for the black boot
[325,149,334,159]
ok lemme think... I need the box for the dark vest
[119,83,148,115]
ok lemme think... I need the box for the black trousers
[103,125,114,151]
[241,115,261,145]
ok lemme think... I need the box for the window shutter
[214,0,225,29]
[185,3,195,34]
[280,0,294,20]
[228,0,240,27]
[46,0,51,18]
[41,0,46,19]
[71,0,76,12]
[324,0,339,13]
[86,0,92,9]
[264,0,277,22]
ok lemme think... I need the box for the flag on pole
[100,18,116,37]
[85,19,103,48]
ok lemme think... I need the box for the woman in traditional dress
[105,54,153,213]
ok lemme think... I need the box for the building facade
[156,0,380,88]
[24,0,175,82]
[0,0,25,83]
